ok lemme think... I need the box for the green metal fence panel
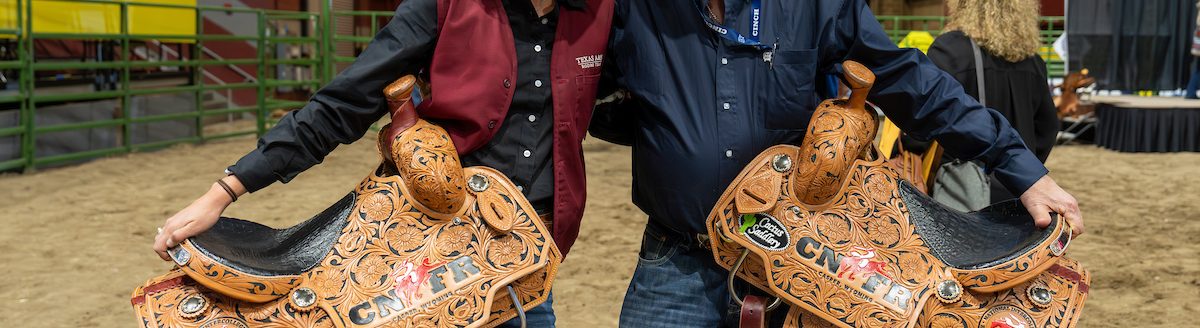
[1,0,323,171]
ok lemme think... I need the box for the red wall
[1042,0,1064,16]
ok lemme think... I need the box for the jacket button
[488,120,497,129]
[503,79,511,88]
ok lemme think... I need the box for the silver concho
[1027,284,1053,308]
[771,154,793,173]
[935,280,962,303]
[291,287,317,310]
[467,174,490,192]
[178,294,208,319]
[169,247,191,266]
[787,206,803,218]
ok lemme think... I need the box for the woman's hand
[153,176,246,261]
[1019,175,1084,237]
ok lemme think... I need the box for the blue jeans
[497,291,555,328]
[619,223,792,327]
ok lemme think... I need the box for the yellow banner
[896,31,935,54]
[0,0,196,41]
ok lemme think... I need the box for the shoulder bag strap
[970,39,987,107]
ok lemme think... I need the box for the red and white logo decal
[990,314,1028,328]
[837,247,892,281]
[391,258,442,304]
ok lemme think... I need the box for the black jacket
[926,31,1059,163]
[921,31,1060,201]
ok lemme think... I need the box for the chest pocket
[573,74,602,138]
[763,49,818,131]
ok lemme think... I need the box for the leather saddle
[131,76,560,328]
[707,61,1089,328]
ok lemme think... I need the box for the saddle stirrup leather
[131,75,560,328]
[709,61,1089,328]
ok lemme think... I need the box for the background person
[922,0,1060,204]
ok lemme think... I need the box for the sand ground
[0,133,1196,327]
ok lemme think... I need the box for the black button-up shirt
[460,0,559,212]
[229,0,583,215]
[605,0,1049,235]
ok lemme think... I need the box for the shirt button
[722,102,731,110]
[534,45,543,52]
[488,120,497,129]
[528,114,537,123]
[725,149,734,158]
[534,79,543,88]
[721,57,729,65]
[523,149,532,158]
[503,79,511,88]
[540,18,549,25]
[517,185,525,192]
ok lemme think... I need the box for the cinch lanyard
[696,0,771,51]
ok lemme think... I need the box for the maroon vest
[416,0,613,256]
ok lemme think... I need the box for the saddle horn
[379,75,467,215]
[791,60,879,205]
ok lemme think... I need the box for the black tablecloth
[1095,103,1200,152]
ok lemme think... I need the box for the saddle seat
[164,194,356,302]
[133,76,561,328]
[706,61,1087,328]
[899,181,1072,291]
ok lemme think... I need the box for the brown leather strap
[384,76,418,131]
[739,295,767,328]
[380,76,419,161]
[537,213,553,231]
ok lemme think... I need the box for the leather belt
[647,220,712,251]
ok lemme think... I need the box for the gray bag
[931,39,991,212]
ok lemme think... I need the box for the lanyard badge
[763,41,777,68]
[697,0,770,51]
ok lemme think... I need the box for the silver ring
[727,249,783,311]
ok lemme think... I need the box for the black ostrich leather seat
[190,193,355,277]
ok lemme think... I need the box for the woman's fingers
[171,217,217,246]
[153,229,172,261]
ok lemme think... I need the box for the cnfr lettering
[792,237,911,311]
[347,256,483,325]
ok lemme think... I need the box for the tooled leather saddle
[707,62,1090,328]
[131,76,559,328]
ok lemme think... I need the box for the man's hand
[1019,175,1083,237]
[152,176,245,261]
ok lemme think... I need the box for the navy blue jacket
[603,0,1048,234]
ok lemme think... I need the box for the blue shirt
[605,0,1048,234]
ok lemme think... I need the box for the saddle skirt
[705,61,1089,328]
[131,76,560,328]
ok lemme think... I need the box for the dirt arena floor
[1,132,1197,327]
